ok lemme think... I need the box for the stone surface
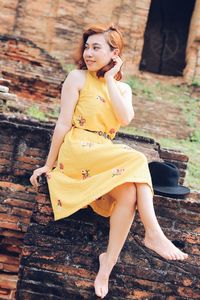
[0,113,199,299]
[0,35,65,115]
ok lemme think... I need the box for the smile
[86,60,96,65]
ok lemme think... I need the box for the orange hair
[74,23,124,80]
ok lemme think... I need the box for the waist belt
[73,126,112,140]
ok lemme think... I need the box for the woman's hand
[30,165,52,191]
[104,56,123,79]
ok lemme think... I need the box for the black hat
[148,161,190,198]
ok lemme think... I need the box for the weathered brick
[0,204,11,213]
[159,148,189,162]
[0,213,20,223]
[2,263,19,273]
[0,181,26,192]
[3,198,35,209]
[11,207,33,218]
[0,254,19,265]
[0,114,199,299]
[178,287,200,299]
[0,274,18,289]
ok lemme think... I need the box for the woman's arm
[45,70,80,168]
[106,77,134,126]
[104,56,134,126]
[30,70,80,189]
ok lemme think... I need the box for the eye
[94,46,100,50]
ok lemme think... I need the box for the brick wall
[0,0,200,82]
[0,113,199,299]
[0,35,65,115]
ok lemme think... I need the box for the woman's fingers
[30,174,39,190]
[30,170,44,189]
[30,166,51,190]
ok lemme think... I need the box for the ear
[112,48,120,57]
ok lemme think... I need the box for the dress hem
[52,177,153,221]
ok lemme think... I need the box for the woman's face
[83,33,115,72]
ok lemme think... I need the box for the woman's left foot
[144,230,188,260]
[94,252,116,298]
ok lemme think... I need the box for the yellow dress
[47,70,153,221]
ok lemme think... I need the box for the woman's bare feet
[94,252,116,298]
[144,230,188,260]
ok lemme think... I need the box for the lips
[86,60,95,65]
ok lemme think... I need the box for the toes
[101,288,108,299]
[170,247,188,261]
[94,284,102,298]
[102,288,107,299]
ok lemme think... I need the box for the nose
[85,47,93,57]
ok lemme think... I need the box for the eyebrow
[85,42,102,46]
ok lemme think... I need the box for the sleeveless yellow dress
[47,70,153,221]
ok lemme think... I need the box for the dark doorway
[139,0,196,76]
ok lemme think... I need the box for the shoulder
[63,69,87,91]
[116,80,132,95]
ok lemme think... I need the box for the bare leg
[94,183,137,298]
[135,183,188,260]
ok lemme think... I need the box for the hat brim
[153,185,190,197]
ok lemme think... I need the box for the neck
[88,70,106,82]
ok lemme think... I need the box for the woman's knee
[110,182,137,207]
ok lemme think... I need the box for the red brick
[159,148,189,162]
[0,144,14,152]
[0,213,20,223]
[178,287,200,299]
[11,207,33,217]
[13,161,39,171]
[0,181,26,192]
[16,156,41,165]
[2,263,19,273]
[128,290,155,299]
[0,274,18,289]
[0,151,12,159]
[0,254,19,265]
[0,158,11,165]
[0,204,11,213]
[0,228,24,239]
[25,147,47,157]
[74,279,94,289]
[35,194,50,204]
[37,204,52,214]
[0,221,20,231]
[3,198,34,209]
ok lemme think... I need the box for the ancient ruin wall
[0,106,199,299]
[0,0,151,75]
[1,0,200,81]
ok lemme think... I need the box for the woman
[30,23,188,299]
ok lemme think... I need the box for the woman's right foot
[144,230,188,260]
[94,252,116,298]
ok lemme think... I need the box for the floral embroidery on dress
[112,168,125,177]
[80,141,95,148]
[57,199,62,207]
[109,128,116,134]
[96,95,106,103]
[81,169,90,179]
[59,163,64,170]
[77,115,86,126]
